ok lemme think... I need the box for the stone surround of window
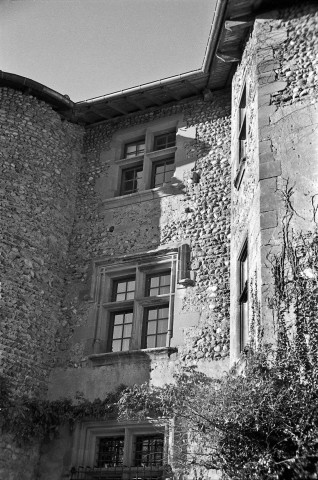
[71,420,170,472]
[98,114,197,202]
[87,251,178,356]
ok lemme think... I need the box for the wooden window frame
[120,163,143,196]
[153,131,176,151]
[234,85,247,189]
[151,157,175,188]
[238,240,248,351]
[93,254,177,354]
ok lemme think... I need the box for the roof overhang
[0,0,292,126]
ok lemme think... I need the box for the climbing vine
[0,376,124,445]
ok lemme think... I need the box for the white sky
[0,0,217,102]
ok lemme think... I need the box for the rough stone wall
[230,1,318,360]
[53,92,231,373]
[0,87,84,395]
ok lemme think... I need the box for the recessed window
[124,139,145,158]
[151,158,175,188]
[239,241,248,351]
[96,436,124,467]
[97,254,177,354]
[134,435,164,467]
[154,131,176,151]
[120,164,143,195]
[239,86,246,163]
[143,306,169,349]
[110,310,133,352]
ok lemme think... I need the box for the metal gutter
[0,71,75,109]
[75,0,229,107]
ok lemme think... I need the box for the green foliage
[0,379,125,445]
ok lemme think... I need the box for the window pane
[155,173,164,186]
[158,307,169,318]
[123,324,132,337]
[150,276,160,288]
[147,321,157,335]
[113,325,123,339]
[124,312,133,323]
[146,336,156,348]
[121,339,130,351]
[156,165,165,174]
[116,293,126,301]
[160,285,170,295]
[150,287,159,296]
[117,282,126,293]
[157,319,168,334]
[156,334,167,347]
[126,291,134,300]
[97,437,125,468]
[135,435,164,467]
[114,314,123,325]
[148,309,158,320]
[164,170,174,183]
[112,340,122,352]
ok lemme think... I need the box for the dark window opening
[154,131,176,151]
[134,435,164,467]
[239,242,248,351]
[111,310,133,352]
[151,159,174,188]
[121,164,143,195]
[96,437,124,468]
[238,87,247,164]
[143,306,169,349]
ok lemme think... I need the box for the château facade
[0,0,317,478]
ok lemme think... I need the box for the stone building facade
[0,1,317,479]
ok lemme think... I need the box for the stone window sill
[101,184,184,210]
[88,347,178,367]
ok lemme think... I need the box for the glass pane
[124,170,135,180]
[156,334,166,347]
[122,339,130,351]
[116,293,126,301]
[155,173,164,185]
[117,282,126,293]
[156,165,164,174]
[124,180,134,191]
[159,307,169,319]
[164,170,174,183]
[126,291,135,300]
[126,145,136,155]
[161,274,170,286]
[137,143,145,154]
[160,285,170,295]
[157,319,168,334]
[146,336,156,348]
[150,276,160,288]
[114,314,123,325]
[113,325,123,339]
[112,340,122,352]
[147,321,157,335]
[148,309,158,320]
[123,324,132,337]
[150,287,159,296]
[124,312,133,323]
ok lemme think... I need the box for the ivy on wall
[0,377,124,445]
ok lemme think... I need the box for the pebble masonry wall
[56,92,232,370]
[0,88,84,395]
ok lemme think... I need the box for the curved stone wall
[0,87,83,396]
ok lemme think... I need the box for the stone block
[260,177,278,212]
[259,160,281,180]
[259,81,287,95]
[260,210,278,230]
[258,105,277,127]
[259,152,275,164]
[259,140,272,155]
